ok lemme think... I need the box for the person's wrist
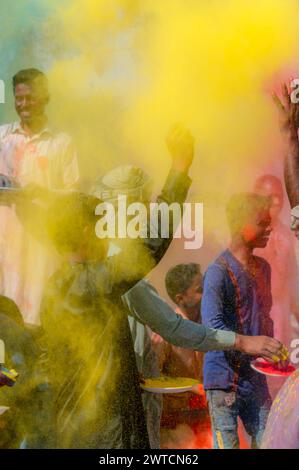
[171,159,192,174]
[287,125,298,142]
[234,333,243,352]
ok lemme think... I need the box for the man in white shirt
[0,68,79,324]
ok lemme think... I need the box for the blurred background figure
[0,68,79,325]
[254,175,299,383]
[0,295,40,448]
[89,124,194,448]
[152,263,212,449]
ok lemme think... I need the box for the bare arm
[273,83,299,207]
[284,132,299,208]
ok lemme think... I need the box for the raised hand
[166,123,194,173]
[272,82,299,137]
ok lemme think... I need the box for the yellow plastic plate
[141,376,200,393]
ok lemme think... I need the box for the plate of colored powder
[141,376,200,393]
[251,358,296,377]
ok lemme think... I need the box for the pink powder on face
[241,224,257,243]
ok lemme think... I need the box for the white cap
[90,165,152,201]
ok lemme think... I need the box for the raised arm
[143,124,194,263]
[284,131,299,208]
[273,83,299,208]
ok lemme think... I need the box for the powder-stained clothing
[0,122,79,324]
[202,249,274,449]
[39,261,149,449]
[202,249,273,397]
[33,168,194,449]
[206,388,271,449]
[39,262,236,450]
[261,369,299,449]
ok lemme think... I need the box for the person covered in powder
[0,68,79,325]
[201,193,284,449]
[254,174,299,399]
[90,163,165,449]
[87,124,195,449]
[85,124,198,448]
[29,124,195,448]
[254,174,299,351]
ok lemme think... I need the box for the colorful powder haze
[1,0,299,448]
[1,0,299,195]
[1,0,299,252]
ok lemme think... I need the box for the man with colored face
[14,76,48,132]
[0,68,79,325]
[201,193,277,449]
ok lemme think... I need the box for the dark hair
[12,68,49,99]
[165,263,201,303]
[226,193,271,236]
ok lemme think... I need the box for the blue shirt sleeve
[260,259,274,337]
[201,263,230,331]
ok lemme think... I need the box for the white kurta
[0,122,79,324]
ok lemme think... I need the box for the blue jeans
[206,389,272,449]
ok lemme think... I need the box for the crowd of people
[0,68,298,449]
